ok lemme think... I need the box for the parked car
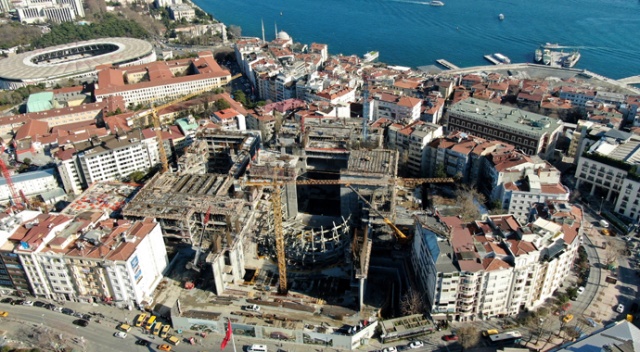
[382,347,397,352]
[33,301,46,308]
[0,298,13,304]
[243,304,261,312]
[482,329,499,337]
[409,340,424,349]
[12,299,24,306]
[577,286,585,294]
[443,334,458,341]
[113,331,127,339]
[617,304,625,313]
[61,308,74,315]
[21,300,34,306]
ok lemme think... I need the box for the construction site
[113,113,448,349]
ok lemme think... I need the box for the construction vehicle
[150,73,243,173]
[242,176,453,294]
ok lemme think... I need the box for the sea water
[193,0,640,79]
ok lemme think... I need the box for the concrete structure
[385,120,443,177]
[95,51,231,108]
[194,129,260,176]
[15,0,84,24]
[0,169,61,204]
[412,204,582,322]
[0,38,155,89]
[371,91,422,123]
[553,320,640,352]
[447,98,563,159]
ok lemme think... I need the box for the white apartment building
[168,4,195,21]
[15,0,83,23]
[412,209,581,322]
[501,175,570,224]
[13,212,167,306]
[55,132,156,193]
[372,92,422,122]
[0,169,61,203]
[154,0,180,7]
[386,121,443,177]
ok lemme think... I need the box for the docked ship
[561,50,581,68]
[542,49,552,65]
[363,51,379,63]
[429,1,445,6]
[534,48,543,62]
[493,53,511,64]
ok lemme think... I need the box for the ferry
[542,49,552,65]
[492,53,511,64]
[429,1,445,6]
[562,50,581,68]
[363,51,379,63]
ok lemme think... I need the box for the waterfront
[193,0,640,79]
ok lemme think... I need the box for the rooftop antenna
[261,19,266,43]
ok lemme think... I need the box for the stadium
[0,37,156,89]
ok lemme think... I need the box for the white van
[600,220,609,228]
[248,345,268,352]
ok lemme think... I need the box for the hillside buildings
[13,0,84,24]
[412,202,581,321]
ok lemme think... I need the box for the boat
[429,0,445,6]
[498,13,504,20]
[562,50,581,68]
[492,53,511,64]
[363,51,379,63]
[534,48,543,62]
[542,49,552,65]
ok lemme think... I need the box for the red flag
[204,207,211,225]
[220,319,232,349]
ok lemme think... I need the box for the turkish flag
[220,319,232,350]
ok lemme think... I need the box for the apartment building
[386,121,443,177]
[95,52,231,107]
[0,211,41,295]
[54,130,163,194]
[307,84,356,105]
[10,212,167,306]
[0,169,61,204]
[168,4,195,21]
[412,207,581,322]
[15,0,83,23]
[501,174,570,224]
[447,98,563,159]
[211,108,247,131]
[371,91,422,123]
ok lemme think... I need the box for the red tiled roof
[14,119,49,141]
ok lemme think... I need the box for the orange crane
[150,73,244,173]
[242,176,453,293]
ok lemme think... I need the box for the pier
[619,75,640,85]
[435,59,459,70]
[483,55,501,65]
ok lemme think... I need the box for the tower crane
[241,176,453,294]
[0,159,26,207]
[150,73,243,173]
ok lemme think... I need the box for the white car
[113,331,127,339]
[382,348,397,352]
[616,304,625,313]
[22,301,34,306]
[244,304,260,312]
[409,341,425,349]
[577,286,585,294]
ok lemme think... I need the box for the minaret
[362,79,370,141]
[261,19,265,43]
[275,23,278,39]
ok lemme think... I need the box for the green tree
[457,325,480,350]
[434,164,446,178]
[128,171,146,183]
[215,99,230,110]
[233,90,247,106]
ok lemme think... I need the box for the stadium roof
[0,38,153,82]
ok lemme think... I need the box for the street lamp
[599,197,604,214]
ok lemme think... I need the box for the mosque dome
[276,31,291,40]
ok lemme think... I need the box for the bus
[135,313,147,327]
[489,330,522,345]
[145,315,157,330]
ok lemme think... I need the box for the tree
[434,164,446,178]
[215,99,230,110]
[233,90,247,106]
[227,25,242,38]
[23,158,32,165]
[399,288,425,316]
[128,171,146,183]
[456,325,480,350]
[454,185,487,222]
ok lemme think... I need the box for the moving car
[617,304,625,313]
[73,319,89,327]
[113,331,127,339]
[117,323,132,332]
[158,344,172,351]
[577,286,585,294]
[135,339,150,346]
[408,341,424,349]
[563,314,574,323]
[443,334,458,341]
[0,311,8,317]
